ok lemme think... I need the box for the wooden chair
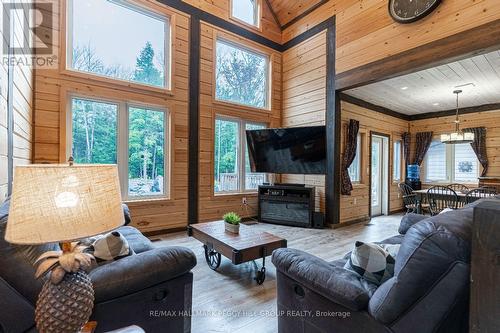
[427,185,459,216]
[398,183,429,215]
[447,183,470,194]
[447,184,469,208]
[465,187,498,205]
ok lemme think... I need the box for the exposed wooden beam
[335,19,500,91]
[188,16,200,224]
[326,21,340,226]
[410,103,500,121]
[339,93,411,121]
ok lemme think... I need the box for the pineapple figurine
[34,242,96,333]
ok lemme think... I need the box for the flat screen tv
[246,126,326,175]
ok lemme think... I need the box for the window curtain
[402,132,411,168]
[464,127,488,176]
[341,119,360,196]
[413,132,433,166]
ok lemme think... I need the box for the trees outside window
[215,39,269,109]
[214,117,267,193]
[68,0,168,88]
[70,97,168,199]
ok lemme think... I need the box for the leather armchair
[0,199,196,333]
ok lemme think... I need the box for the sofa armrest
[272,248,376,311]
[90,246,196,303]
[399,213,428,234]
[0,277,35,333]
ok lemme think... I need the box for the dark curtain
[413,132,433,166]
[341,119,360,196]
[402,132,411,168]
[464,127,488,176]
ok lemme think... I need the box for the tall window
[231,0,260,27]
[70,96,168,199]
[393,140,402,181]
[214,117,267,193]
[348,134,361,182]
[215,39,269,110]
[67,0,169,88]
[424,140,479,183]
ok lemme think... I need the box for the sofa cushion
[368,201,476,324]
[117,226,155,253]
[399,214,428,235]
[344,241,395,286]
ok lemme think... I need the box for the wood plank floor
[153,215,402,333]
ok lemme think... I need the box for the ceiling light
[401,86,409,90]
[433,103,440,106]
[440,90,474,145]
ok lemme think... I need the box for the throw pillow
[90,231,133,262]
[344,241,395,286]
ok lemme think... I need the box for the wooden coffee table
[188,221,287,284]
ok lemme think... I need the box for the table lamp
[5,162,125,333]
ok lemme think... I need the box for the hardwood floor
[153,215,402,333]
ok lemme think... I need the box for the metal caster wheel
[204,245,221,270]
[255,267,266,285]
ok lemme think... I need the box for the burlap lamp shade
[5,164,124,245]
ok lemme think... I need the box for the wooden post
[470,200,500,332]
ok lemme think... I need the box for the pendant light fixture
[440,90,474,144]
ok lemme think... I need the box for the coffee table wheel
[204,245,221,270]
[255,267,266,285]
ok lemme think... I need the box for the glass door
[371,137,383,216]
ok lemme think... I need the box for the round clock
[389,0,442,24]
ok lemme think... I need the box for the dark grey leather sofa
[272,197,496,333]
[0,199,197,333]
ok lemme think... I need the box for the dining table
[412,189,495,214]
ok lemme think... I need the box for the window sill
[214,192,258,197]
[124,196,171,205]
[213,98,272,114]
[229,16,262,33]
[60,69,174,97]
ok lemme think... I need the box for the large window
[67,0,169,89]
[424,140,479,183]
[231,0,260,27]
[70,96,168,199]
[215,39,269,110]
[348,134,361,182]
[214,117,267,193]
[393,140,402,182]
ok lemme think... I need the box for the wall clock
[388,0,442,24]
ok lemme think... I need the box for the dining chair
[465,187,498,205]
[447,183,470,194]
[398,183,430,215]
[447,184,469,208]
[426,185,459,216]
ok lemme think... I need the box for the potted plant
[223,212,241,234]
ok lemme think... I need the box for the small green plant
[223,212,241,225]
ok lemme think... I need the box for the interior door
[371,136,383,216]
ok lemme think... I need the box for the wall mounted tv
[246,126,326,175]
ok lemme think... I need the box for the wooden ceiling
[345,50,500,115]
[266,0,326,28]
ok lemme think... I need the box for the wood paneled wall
[182,0,281,43]
[34,1,191,233]
[0,3,34,204]
[281,31,327,212]
[410,110,500,178]
[281,31,407,223]
[282,0,500,74]
[198,23,282,222]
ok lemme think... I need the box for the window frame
[66,94,170,201]
[229,0,262,30]
[214,115,268,195]
[423,139,479,184]
[393,140,402,182]
[213,35,272,112]
[63,0,173,94]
